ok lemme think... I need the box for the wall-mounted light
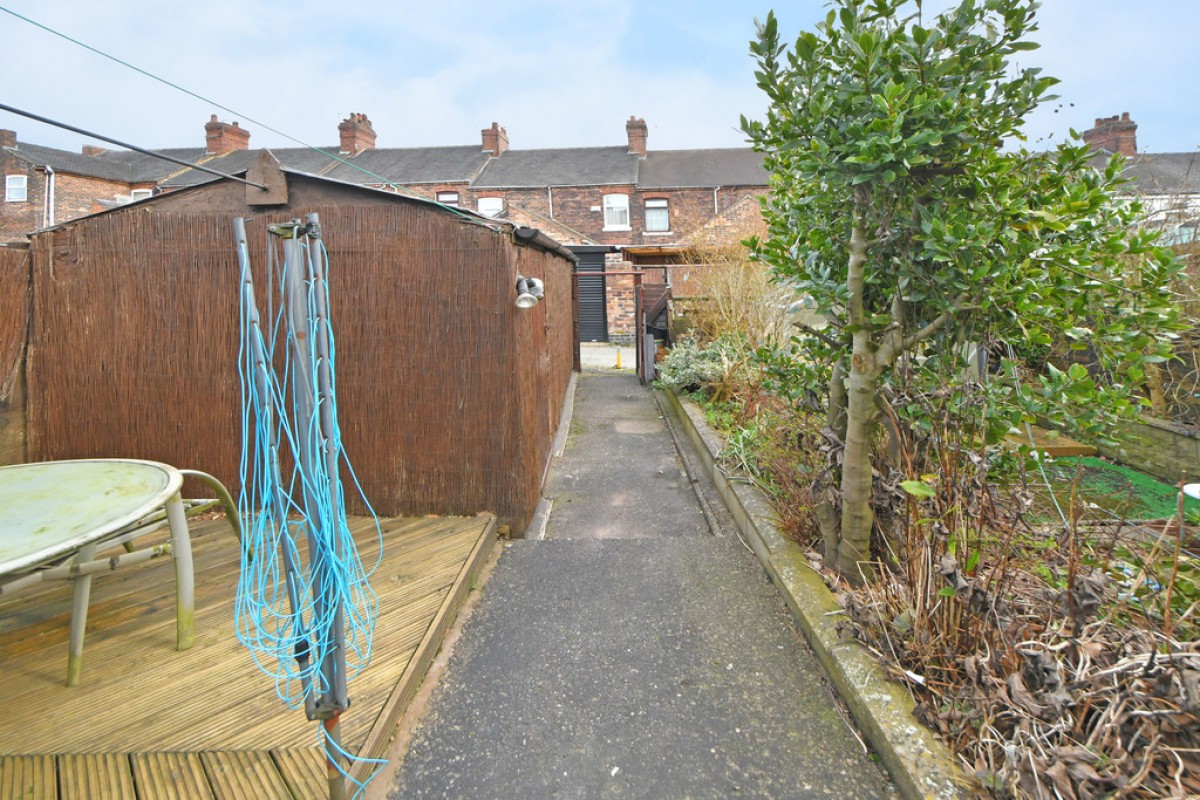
[515,276,545,309]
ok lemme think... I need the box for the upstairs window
[436,191,460,207]
[603,194,630,230]
[477,196,504,217]
[130,188,153,201]
[5,174,27,203]
[644,198,670,232]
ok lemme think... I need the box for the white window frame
[603,194,630,231]
[644,198,670,233]
[436,191,460,207]
[5,174,27,203]
[477,196,504,217]
[130,188,153,201]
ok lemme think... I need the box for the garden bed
[665,374,1198,800]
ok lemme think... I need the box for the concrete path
[387,369,896,799]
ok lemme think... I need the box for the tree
[742,0,1181,582]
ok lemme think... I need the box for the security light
[515,276,544,309]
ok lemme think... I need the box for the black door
[576,252,608,342]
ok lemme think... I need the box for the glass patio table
[0,459,195,686]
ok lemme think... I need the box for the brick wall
[536,184,639,245]
[0,159,40,242]
[1,161,143,242]
[487,184,767,248]
[605,252,637,344]
[54,173,135,222]
[394,182,474,209]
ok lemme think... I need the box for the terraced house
[1,114,770,344]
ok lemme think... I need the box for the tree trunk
[837,350,878,581]
[835,207,878,583]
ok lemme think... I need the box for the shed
[16,153,576,531]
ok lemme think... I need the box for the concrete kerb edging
[659,387,971,800]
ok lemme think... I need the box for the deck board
[0,754,57,800]
[58,753,136,800]
[0,513,495,798]
[130,752,215,800]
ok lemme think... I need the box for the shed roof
[638,148,767,189]
[31,161,576,260]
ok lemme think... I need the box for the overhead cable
[0,5,421,200]
[0,103,269,191]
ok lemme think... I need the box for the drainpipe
[42,165,55,227]
[712,185,721,216]
[547,185,554,219]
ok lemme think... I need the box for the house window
[5,175,27,203]
[477,197,503,217]
[130,189,153,201]
[436,191,460,207]
[645,198,670,232]
[603,194,630,230]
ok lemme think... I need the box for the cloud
[1,0,1195,156]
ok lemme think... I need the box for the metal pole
[282,224,333,722]
[305,216,350,799]
[280,219,348,800]
[306,213,350,712]
[236,218,316,718]
[634,272,644,385]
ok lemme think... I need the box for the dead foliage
[832,415,1199,799]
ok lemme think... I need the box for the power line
[0,102,269,191]
[0,4,428,200]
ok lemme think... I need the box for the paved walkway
[387,368,895,799]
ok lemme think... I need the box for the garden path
[386,369,896,799]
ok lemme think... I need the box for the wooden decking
[0,512,495,799]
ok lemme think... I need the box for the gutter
[512,226,578,263]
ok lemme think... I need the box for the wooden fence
[25,204,573,530]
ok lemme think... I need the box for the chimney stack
[338,113,377,155]
[0,130,15,149]
[626,116,648,157]
[205,115,251,155]
[481,122,508,156]
[82,145,107,156]
[1082,112,1137,157]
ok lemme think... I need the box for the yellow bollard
[615,348,622,369]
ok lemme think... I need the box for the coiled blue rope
[235,224,385,795]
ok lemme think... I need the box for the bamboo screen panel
[27,203,574,527]
[0,246,29,401]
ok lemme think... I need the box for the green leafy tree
[743,0,1181,582]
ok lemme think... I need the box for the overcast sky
[1,1,1197,156]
